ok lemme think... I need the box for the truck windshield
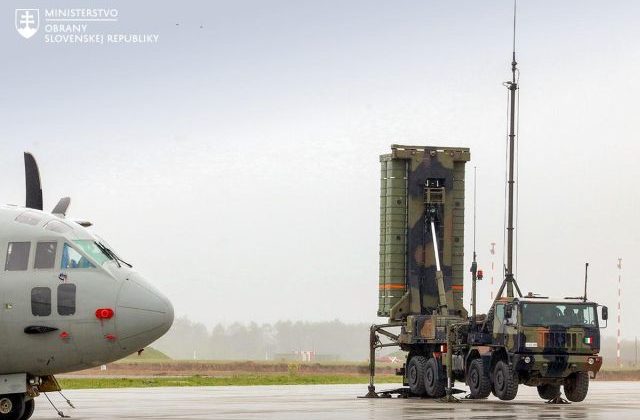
[521,303,597,328]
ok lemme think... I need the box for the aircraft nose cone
[164,297,175,327]
[116,278,174,353]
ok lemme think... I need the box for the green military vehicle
[366,144,608,402]
[370,144,470,400]
[366,23,609,403]
[448,295,605,402]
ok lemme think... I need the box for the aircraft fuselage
[0,205,173,377]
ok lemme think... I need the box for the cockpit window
[34,242,57,269]
[61,243,95,269]
[5,242,30,271]
[73,240,110,266]
[44,220,73,234]
[15,211,43,226]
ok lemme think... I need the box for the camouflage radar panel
[378,145,470,320]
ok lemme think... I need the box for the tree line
[153,317,633,366]
[152,317,373,361]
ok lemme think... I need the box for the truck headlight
[588,358,595,365]
[524,356,531,364]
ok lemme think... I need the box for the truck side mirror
[602,306,608,321]
[504,304,513,320]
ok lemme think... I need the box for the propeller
[24,152,43,210]
[24,152,73,217]
[52,197,71,217]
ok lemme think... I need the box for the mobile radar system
[365,4,607,404]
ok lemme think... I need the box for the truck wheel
[537,384,560,400]
[0,394,25,420]
[492,360,518,401]
[564,372,589,402]
[19,399,34,420]
[424,357,446,398]
[468,359,491,399]
[407,356,428,396]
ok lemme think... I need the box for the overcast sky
[2,1,638,338]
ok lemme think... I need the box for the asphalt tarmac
[32,381,640,419]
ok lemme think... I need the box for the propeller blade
[52,197,71,217]
[24,152,43,210]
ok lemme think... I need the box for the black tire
[564,372,589,402]
[19,399,34,420]
[407,356,428,396]
[468,359,491,399]
[492,360,518,401]
[424,357,446,398]
[537,384,561,400]
[0,394,25,420]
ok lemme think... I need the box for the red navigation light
[59,331,70,339]
[96,308,115,320]
[105,334,117,341]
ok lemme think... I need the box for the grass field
[65,359,397,377]
[59,374,402,390]
[58,358,640,389]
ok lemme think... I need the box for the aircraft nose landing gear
[0,394,25,420]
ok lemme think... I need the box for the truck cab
[458,297,607,402]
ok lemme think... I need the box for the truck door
[493,304,506,345]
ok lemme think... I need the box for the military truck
[366,21,609,402]
[365,144,608,402]
[447,295,605,402]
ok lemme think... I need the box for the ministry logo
[15,9,39,39]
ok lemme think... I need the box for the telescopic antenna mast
[505,0,519,297]
[494,0,523,302]
[471,167,478,322]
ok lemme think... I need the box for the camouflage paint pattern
[378,145,469,320]
[488,298,602,380]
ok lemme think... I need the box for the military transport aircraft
[0,153,174,419]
